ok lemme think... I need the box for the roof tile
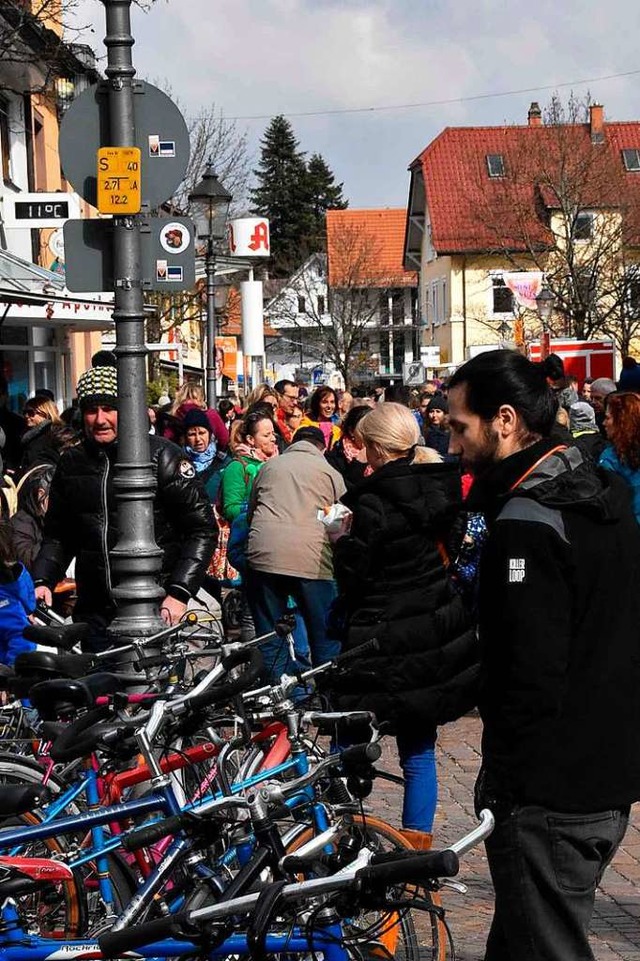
[327,208,417,287]
[416,121,640,253]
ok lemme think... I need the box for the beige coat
[247,440,346,580]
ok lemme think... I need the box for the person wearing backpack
[221,411,278,527]
[220,411,278,640]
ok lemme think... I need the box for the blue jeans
[245,569,340,683]
[396,732,437,833]
[484,803,628,961]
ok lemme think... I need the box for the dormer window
[622,149,640,172]
[486,154,505,178]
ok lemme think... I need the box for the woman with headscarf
[161,382,229,451]
[183,409,229,504]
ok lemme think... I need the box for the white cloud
[68,0,640,206]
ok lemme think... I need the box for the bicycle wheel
[286,813,446,961]
[0,814,86,938]
[0,754,135,936]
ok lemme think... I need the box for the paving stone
[371,714,640,960]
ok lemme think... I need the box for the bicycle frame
[0,901,350,961]
[0,718,327,927]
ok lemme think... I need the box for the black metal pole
[102,0,164,639]
[205,238,217,408]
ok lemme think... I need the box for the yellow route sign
[97,147,141,214]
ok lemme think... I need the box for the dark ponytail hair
[449,349,557,437]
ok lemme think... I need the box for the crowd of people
[1,347,640,960]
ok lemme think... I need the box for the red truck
[528,338,615,381]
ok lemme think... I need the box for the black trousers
[484,803,628,961]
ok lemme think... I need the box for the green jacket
[221,457,264,522]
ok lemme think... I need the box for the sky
[68,0,640,210]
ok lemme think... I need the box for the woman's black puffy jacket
[330,457,478,736]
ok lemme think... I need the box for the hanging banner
[228,218,270,257]
[502,271,544,310]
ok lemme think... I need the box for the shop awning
[0,248,114,331]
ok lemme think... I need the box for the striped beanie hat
[76,365,118,411]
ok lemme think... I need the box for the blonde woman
[330,402,477,849]
[244,384,279,413]
[20,396,66,472]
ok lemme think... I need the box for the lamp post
[188,164,232,408]
[536,286,555,360]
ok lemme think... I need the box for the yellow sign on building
[97,147,141,214]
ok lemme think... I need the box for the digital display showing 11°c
[13,201,70,220]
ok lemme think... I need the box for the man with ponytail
[448,349,640,961]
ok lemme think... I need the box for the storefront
[0,248,112,412]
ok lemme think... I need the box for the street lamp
[188,163,232,408]
[535,286,555,360]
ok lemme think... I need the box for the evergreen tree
[249,116,311,275]
[250,118,349,275]
[305,152,348,252]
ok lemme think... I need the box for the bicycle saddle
[14,651,96,680]
[0,785,43,818]
[23,622,90,651]
[28,673,144,719]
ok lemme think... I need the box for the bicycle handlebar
[244,638,381,702]
[99,810,493,958]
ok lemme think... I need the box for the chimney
[590,103,604,144]
[528,101,542,127]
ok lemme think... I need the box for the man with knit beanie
[32,365,216,650]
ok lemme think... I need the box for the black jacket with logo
[467,438,640,812]
[33,435,216,626]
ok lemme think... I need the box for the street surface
[376,714,640,961]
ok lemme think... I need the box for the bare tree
[0,1,158,95]
[469,93,640,344]
[166,104,252,215]
[267,223,405,388]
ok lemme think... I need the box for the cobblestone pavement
[374,714,640,961]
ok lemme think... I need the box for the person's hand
[35,585,53,608]
[327,510,352,543]
[160,595,188,625]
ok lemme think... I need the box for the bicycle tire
[0,813,86,938]
[286,813,447,961]
[0,754,136,936]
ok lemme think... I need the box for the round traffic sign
[59,81,190,209]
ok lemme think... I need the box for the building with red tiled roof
[265,209,421,388]
[327,209,416,288]
[404,102,640,366]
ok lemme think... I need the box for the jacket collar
[284,439,324,457]
[465,437,557,516]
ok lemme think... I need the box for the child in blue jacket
[0,521,36,667]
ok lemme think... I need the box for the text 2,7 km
[97,147,142,215]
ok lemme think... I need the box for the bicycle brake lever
[440,878,467,894]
